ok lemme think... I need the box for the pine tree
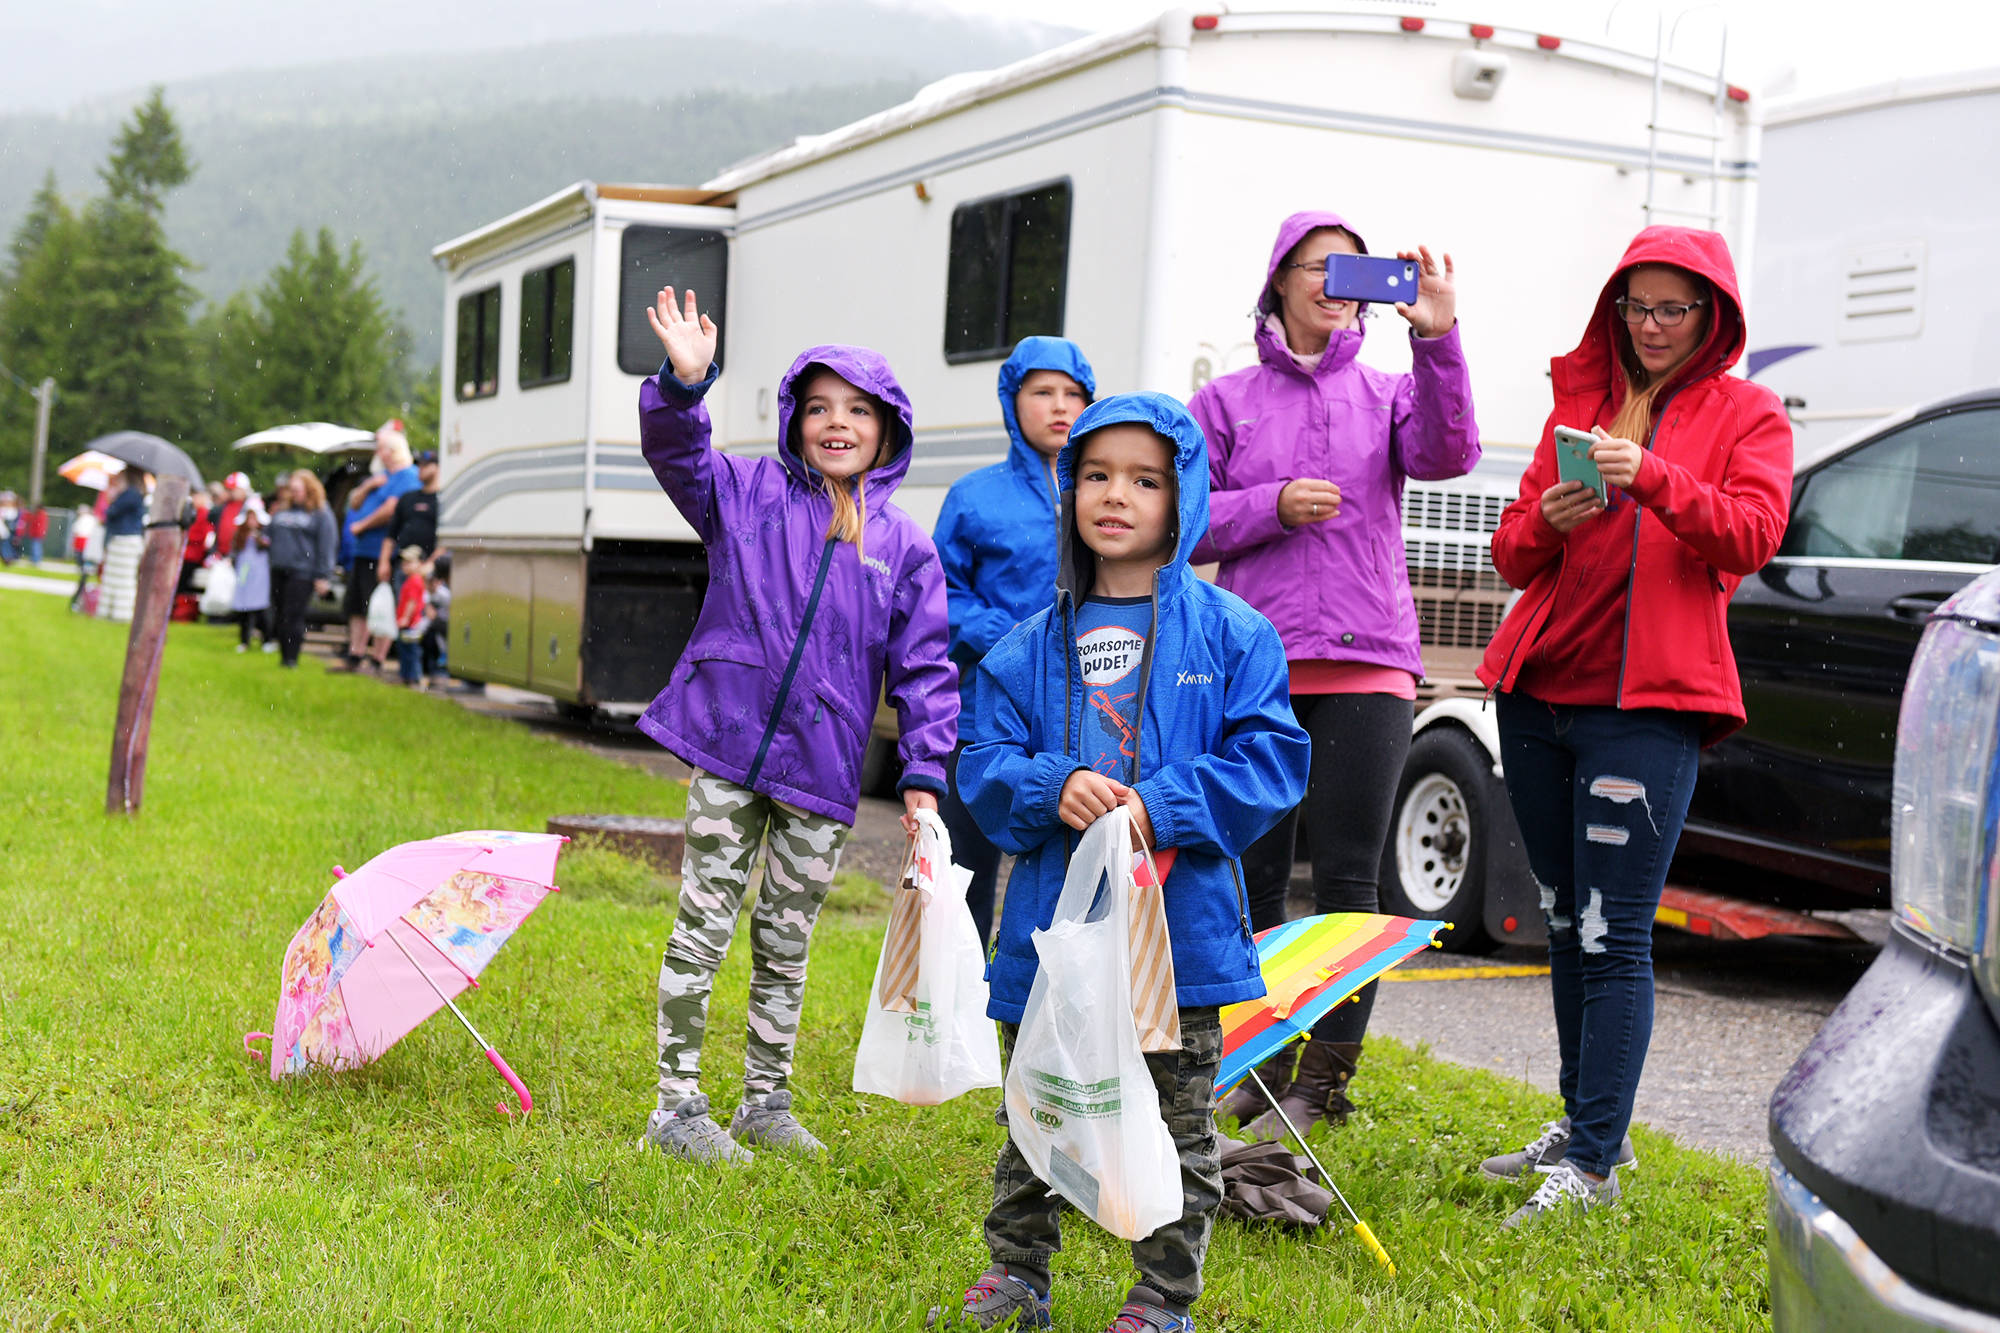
[0,178,82,487]
[237,227,405,428]
[101,88,194,216]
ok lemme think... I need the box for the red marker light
[1401,16,1425,31]
[1728,84,1750,102]
[1502,915,1519,933]
[1537,34,1561,50]
[1192,13,1220,29]
[1470,23,1495,39]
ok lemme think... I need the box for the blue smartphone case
[1322,253,1421,305]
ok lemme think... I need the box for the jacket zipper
[745,536,838,789]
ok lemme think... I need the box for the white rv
[1748,67,2000,460]
[433,6,1753,940]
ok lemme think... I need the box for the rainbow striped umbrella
[1216,911,1447,1276]
[1219,912,1448,1094]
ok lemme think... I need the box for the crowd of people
[55,424,453,687]
[0,491,49,564]
[624,211,1791,1333]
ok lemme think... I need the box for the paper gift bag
[1128,830,1181,1053]
[875,838,924,1013]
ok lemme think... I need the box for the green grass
[0,592,1771,1330]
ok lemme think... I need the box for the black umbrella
[83,431,205,490]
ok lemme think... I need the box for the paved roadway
[430,683,1881,1162]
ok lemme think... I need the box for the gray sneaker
[729,1089,826,1156]
[638,1094,753,1165]
[1501,1158,1621,1229]
[1479,1115,1636,1180]
[925,1267,1054,1330]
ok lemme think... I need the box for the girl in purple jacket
[633,288,958,1165]
[1191,211,1480,1138]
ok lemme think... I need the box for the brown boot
[1240,1040,1363,1142]
[1217,1048,1296,1125]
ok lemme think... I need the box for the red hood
[1553,226,1747,410]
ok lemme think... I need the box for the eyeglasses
[1281,261,1332,279]
[1615,297,1706,327]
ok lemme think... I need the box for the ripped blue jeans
[1494,692,1701,1177]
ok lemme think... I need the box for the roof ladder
[1640,9,1729,231]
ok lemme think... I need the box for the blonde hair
[291,470,328,512]
[825,475,868,553]
[1609,265,1711,444]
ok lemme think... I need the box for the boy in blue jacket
[934,394,1310,1333]
[934,337,1096,945]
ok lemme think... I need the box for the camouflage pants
[985,1007,1225,1309]
[655,772,849,1108]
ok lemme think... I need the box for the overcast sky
[3,0,1996,112]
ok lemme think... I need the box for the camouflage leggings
[985,1008,1225,1309]
[655,772,850,1108]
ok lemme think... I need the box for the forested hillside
[0,7,1074,362]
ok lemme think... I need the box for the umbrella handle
[243,1031,271,1055]
[486,1048,532,1116]
[1352,1221,1396,1277]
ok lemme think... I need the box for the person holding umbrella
[1191,211,1479,1138]
[99,469,151,623]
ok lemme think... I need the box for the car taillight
[1891,614,2000,957]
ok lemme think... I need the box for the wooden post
[106,475,189,815]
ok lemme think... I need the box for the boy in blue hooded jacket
[934,336,1096,945]
[935,394,1310,1333]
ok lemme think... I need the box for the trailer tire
[1379,725,1499,954]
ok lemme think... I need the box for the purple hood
[1188,210,1481,675]
[634,345,957,824]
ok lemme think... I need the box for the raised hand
[645,286,719,385]
[1393,246,1456,338]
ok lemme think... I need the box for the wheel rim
[1395,773,1471,914]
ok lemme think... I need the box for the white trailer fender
[1412,697,1503,777]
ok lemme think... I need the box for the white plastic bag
[198,559,236,617]
[1004,805,1181,1241]
[365,580,396,639]
[854,808,1004,1105]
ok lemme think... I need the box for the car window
[1782,408,2000,564]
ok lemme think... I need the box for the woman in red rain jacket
[1473,226,1791,1228]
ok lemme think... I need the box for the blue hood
[775,344,916,501]
[997,336,1096,502]
[1054,391,1212,603]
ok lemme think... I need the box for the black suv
[1767,564,2000,1327]
[1676,389,2000,909]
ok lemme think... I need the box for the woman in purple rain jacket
[1191,210,1480,1137]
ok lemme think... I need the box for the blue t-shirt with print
[1074,594,1152,781]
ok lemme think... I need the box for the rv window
[618,227,728,377]
[455,285,502,401]
[944,181,1072,363]
[519,258,575,389]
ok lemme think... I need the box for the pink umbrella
[244,830,566,1114]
